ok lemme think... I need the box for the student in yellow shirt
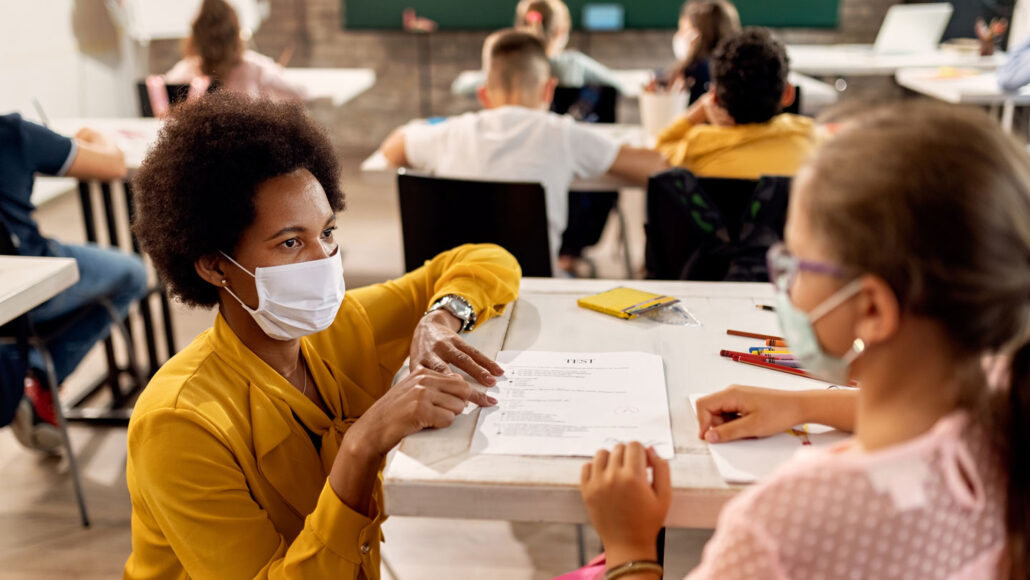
[655,28,814,179]
[123,93,520,579]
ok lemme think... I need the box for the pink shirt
[165,50,307,102]
[686,411,1007,579]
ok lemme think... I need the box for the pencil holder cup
[640,91,689,140]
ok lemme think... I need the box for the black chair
[644,168,792,281]
[135,80,221,118]
[550,85,618,123]
[397,172,553,277]
[67,180,177,423]
[551,85,628,277]
[0,219,143,527]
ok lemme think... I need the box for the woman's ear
[854,274,900,348]
[195,254,227,289]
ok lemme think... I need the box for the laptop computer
[873,3,954,54]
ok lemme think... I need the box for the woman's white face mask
[220,251,346,341]
[673,29,698,62]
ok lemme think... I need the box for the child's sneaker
[24,374,57,427]
[9,375,62,454]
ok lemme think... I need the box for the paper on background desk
[689,393,850,483]
[471,351,675,459]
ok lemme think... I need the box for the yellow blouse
[124,244,520,580]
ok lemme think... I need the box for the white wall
[0,0,133,119]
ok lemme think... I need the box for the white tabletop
[49,118,163,172]
[894,67,1030,105]
[384,278,835,528]
[787,44,1006,77]
[283,68,377,107]
[360,123,646,192]
[0,256,79,326]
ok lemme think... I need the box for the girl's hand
[695,385,805,443]
[580,443,671,564]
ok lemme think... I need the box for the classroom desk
[383,277,831,528]
[284,67,377,107]
[787,44,1006,77]
[0,256,79,327]
[452,69,838,116]
[895,67,1030,132]
[360,123,646,192]
[49,118,163,172]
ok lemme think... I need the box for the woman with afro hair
[123,92,520,579]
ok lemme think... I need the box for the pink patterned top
[165,50,307,102]
[686,411,1007,580]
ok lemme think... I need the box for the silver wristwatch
[426,294,477,332]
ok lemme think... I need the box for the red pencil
[720,350,798,366]
[727,329,784,341]
[730,354,803,369]
[733,357,819,380]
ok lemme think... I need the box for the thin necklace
[299,357,309,398]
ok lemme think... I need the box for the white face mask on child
[220,251,346,341]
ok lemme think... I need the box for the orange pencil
[766,339,788,347]
[726,329,784,341]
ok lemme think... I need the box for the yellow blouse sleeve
[347,242,520,376]
[128,408,377,580]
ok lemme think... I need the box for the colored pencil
[721,350,795,364]
[733,357,819,380]
[765,339,788,347]
[755,304,776,312]
[730,354,803,369]
[727,329,784,341]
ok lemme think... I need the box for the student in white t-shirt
[380,28,668,272]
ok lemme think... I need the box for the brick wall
[150,0,901,151]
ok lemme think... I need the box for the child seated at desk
[670,0,741,105]
[164,0,306,102]
[656,28,813,179]
[0,115,146,452]
[381,29,666,269]
[451,0,632,96]
[574,101,1026,579]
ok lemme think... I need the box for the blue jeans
[21,242,147,383]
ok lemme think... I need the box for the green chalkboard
[343,0,838,30]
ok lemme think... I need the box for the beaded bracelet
[605,560,664,580]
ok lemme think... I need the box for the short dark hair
[484,28,551,98]
[131,92,345,308]
[710,28,789,124]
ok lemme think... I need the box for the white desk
[284,68,377,107]
[0,256,79,326]
[452,69,838,116]
[895,67,1030,132]
[787,44,1006,77]
[384,278,834,528]
[360,123,646,192]
[49,118,163,172]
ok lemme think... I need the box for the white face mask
[673,30,697,62]
[220,251,346,341]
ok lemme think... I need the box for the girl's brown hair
[677,0,741,72]
[801,101,1030,579]
[515,0,571,51]
[185,0,244,80]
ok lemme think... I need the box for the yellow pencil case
[577,286,680,319]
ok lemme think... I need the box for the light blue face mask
[774,279,866,384]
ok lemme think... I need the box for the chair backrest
[397,172,553,277]
[136,82,191,118]
[550,85,618,124]
[0,218,17,256]
[644,168,792,281]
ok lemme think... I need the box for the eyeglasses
[766,242,847,292]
